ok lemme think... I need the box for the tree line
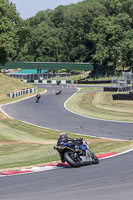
[1,0,133,73]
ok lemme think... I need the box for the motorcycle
[35,94,41,103]
[56,89,62,95]
[35,97,39,103]
[54,138,99,167]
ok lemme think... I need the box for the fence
[10,73,71,81]
[104,74,133,92]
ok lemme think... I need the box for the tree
[0,0,24,64]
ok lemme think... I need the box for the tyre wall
[112,92,133,100]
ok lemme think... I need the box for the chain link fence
[111,71,133,92]
[10,73,71,81]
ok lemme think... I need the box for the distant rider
[56,88,62,95]
[36,94,41,100]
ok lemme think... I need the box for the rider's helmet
[59,133,68,142]
[36,94,41,98]
[60,133,68,138]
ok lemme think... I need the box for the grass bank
[0,73,43,104]
[66,91,133,122]
[0,116,132,170]
[79,87,103,91]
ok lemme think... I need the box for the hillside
[0,73,36,104]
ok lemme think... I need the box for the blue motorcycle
[54,138,99,167]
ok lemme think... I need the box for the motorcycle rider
[56,88,62,95]
[57,133,96,162]
[57,133,83,162]
[57,133,68,145]
[57,133,70,162]
[35,93,41,102]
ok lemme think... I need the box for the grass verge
[79,87,103,91]
[0,116,133,170]
[66,91,133,122]
[0,73,44,104]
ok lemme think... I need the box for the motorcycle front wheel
[64,151,81,167]
[35,99,39,103]
[91,154,99,164]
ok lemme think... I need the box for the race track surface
[2,84,133,140]
[0,151,133,200]
[1,84,133,200]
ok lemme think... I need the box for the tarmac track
[1,84,133,200]
[2,84,133,140]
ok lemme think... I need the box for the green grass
[0,73,133,171]
[0,73,44,104]
[66,91,133,122]
[0,118,60,169]
[0,118,132,170]
[88,76,120,81]
[79,87,103,91]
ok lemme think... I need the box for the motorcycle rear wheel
[64,151,81,167]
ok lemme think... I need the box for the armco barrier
[22,79,113,84]
[23,80,68,84]
[7,87,37,98]
[22,79,112,84]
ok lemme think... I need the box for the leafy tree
[2,0,133,74]
[0,0,27,64]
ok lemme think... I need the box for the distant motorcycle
[54,138,99,167]
[35,94,41,103]
[56,89,62,95]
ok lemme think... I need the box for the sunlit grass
[0,117,132,170]
[0,73,43,104]
[66,91,133,122]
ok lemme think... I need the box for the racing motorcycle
[35,94,41,103]
[56,89,62,95]
[54,138,99,167]
[35,97,39,103]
